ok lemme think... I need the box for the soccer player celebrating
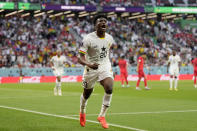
[191,55,197,88]
[50,50,67,96]
[118,55,129,88]
[136,53,150,90]
[78,15,114,129]
[167,51,181,91]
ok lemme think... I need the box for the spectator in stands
[0,14,196,68]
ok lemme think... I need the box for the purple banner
[42,4,96,11]
[103,6,144,12]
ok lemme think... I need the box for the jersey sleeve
[79,36,89,55]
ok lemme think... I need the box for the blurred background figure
[50,50,67,96]
[191,54,197,88]
[118,55,129,88]
[136,53,150,90]
[167,50,181,91]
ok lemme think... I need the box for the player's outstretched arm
[78,53,99,70]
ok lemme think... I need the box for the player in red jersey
[191,56,197,88]
[136,53,150,90]
[118,56,129,88]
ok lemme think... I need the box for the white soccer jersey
[168,55,181,69]
[50,55,67,70]
[79,32,114,65]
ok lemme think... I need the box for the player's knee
[105,82,113,94]
[106,89,113,94]
[105,86,113,94]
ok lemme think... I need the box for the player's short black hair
[93,14,108,25]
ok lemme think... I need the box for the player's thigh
[100,77,113,94]
[138,70,144,78]
[98,65,114,92]
[82,71,98,89]
[141,71,146,79]
[53,70,61,77]
[120,72,125,79]
[169,68,175,76]
[194,70,197,77]
[58,69,64,75]
[174,68,179,77]
[124,72,128,79]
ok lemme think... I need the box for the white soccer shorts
[82,64,114,89]
[53,69,64,77]
[169,67,179,77]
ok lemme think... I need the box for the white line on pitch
[0,94,98,99]
[0,105,146,131]
[66,110,197,116]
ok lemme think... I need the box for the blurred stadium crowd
[74,15,197,67]
[0,14,196,68]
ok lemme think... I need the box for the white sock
[170,78,173,89]
[99,93,112,117]
[80,94,88,114]
[55,82,58,90]
[174,78,178,89]
[57,82,61,90]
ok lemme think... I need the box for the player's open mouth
[101,25,106,30]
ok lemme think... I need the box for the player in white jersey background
[167,50,181,91]
[78,15,114,129]
[50,50,67,96]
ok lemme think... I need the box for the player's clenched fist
[87,63,99,70]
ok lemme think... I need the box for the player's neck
[96,31,105,38]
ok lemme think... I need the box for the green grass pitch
[0,80,197,131]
